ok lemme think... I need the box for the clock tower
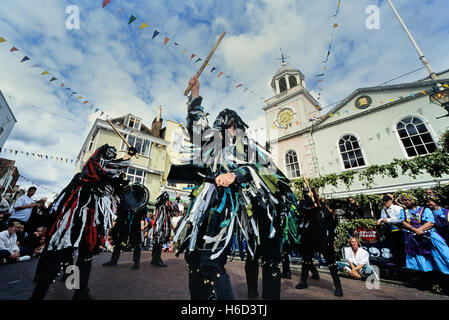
[263,61,321,179]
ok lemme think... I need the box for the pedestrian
[377,194,405,269]
[10,187,37,225]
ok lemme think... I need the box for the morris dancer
[151,192,176,267]
[170,76,300,300]
[31,144,136,300]
[295,188,343,297]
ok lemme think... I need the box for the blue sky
[0,0,448,199]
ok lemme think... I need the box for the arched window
[289,75,297,88]
[339,135,366,169]
[279,78,287,93]
[285,150,301,178]
[396,116,437,157]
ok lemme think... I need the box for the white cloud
[0,0,448,198]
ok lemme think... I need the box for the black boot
[72,288,94,300]
[281,253,291,279]
[309,262,320,280]
[103,244,120,266]
[132,245,141,269]
[151,244,166,267]
[295,261,310,289]
[262,262,281,300]
[329,263,343,297]
[245,257,259,298]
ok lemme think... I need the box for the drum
[122,183,150,212]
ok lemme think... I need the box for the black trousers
[30,241,93,300]
[388,230,405,268]
[299,244,341,291]
[110,213,142,266]
[185,248,234,300]
[151,243,163,263]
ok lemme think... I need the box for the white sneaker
[19,256,31,262]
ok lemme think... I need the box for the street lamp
[429,84,449,119]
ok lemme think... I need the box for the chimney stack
[157,105,162,122]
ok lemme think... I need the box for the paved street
[1,250,448,300]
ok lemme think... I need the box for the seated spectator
[337,237,374,279]
[26,198,49,234]
[0,221,22,264]
[28,226,45,257]
[16,223,32,257]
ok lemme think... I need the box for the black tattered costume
[295,190,343,297]
[151,192,177,267]
[168,93,302,300]
[31,144,134,300]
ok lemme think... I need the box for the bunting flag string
[100,0,266,101]
[0,36,113,120]
[0,147,77,165]
[315,0,342,104]
[308,86,445,123]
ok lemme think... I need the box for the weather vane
[276,48,289,64]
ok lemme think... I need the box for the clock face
[274,108,296,128]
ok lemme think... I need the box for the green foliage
[335,219,378,252]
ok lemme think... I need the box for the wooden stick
[106,118,139,159]
[302,175,317,207]
[184,31,226,96]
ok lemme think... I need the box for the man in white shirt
[377,195,405,269]
[0,221,21,264]
[337,237,374,279]
[11,187,37,224]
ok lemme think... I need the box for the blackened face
[103,146,117,160]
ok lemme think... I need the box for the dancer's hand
[189,76,200,98]
[215,173,236,187]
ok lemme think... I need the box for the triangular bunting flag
[235,84,242,88]
[217,72,223,78]
[83,101,88,104]
[334,23,339,28]
[41,71,49,75]
[315,73,324,77]
[77,96,83,100]
[174,42,179,46]
[95,108,99,113]
[164,37,170,45]
[49,77,57,82]
[61,83,65,87]
[194,57,202,63]
[128,15,137,24]
[20,56,30,63]
[10,47,18,52]
[0,37,6,43]
[102,0,111,8]
[181,48,188,55]
[211,67,216,73]
[152,30,160,39]
[139,23,148,30]
[190,54,196,60]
